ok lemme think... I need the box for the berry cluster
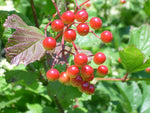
[43,0,113,95]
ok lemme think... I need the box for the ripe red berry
[70,75,83,87]
[89,17,102,30]
[79,81,90,92]
[93,52,106,65]
[43,37,56,50]
[51,19,64,32]
[46,68,59,81]
[74,53,88,67]
[97,65,108,76]
[63,29,76,42]
[145,67,150,73]
[66,65,79,78]
[61,11,75,24]
[86,84,95,95]
[85,2,91,8]
[84,73,94,82]
[75,10,88,22]
[101,31,113,43]
[81,65,94,78]
[77,23,89,36]
[59,72,70,84]
[120,0,126,4]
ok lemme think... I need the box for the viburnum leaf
[119,46,150,73]
[3,14,45,65]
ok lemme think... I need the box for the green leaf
[47,81,82,108]
[128,24,150,57]
[119,46,150,73]
[5,70,38,85]
[26,103,43,113]
[0,96,21,110]
[3,14,45,66]
[140,83,150,113]
[116,82,142,112]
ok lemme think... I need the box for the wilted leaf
[3,14,45,66]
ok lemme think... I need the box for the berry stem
[51,50,63,68]
[44,21,52,37]
[61,36,69,67]
[122,73,129,82]
[51,0,61,19]
[75,0,79,9]
[64,49,75,55]
[90,30,100,39]
[72,42,79,54]
[55,31,63,41]
[79,0,90,7]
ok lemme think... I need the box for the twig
[79,0,90,7]
[72,42,79,54]
[29,0,39,28]
[122,73,129,82]
[90,30,100,39]
[44,21,52,37]
[51,0,61,19]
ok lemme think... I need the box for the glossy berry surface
[86,84,95,95]
[74,53,88,67]
[75,10,88,22]
[51,19,64,32]
[97,65,108,76]
[81,65,94,78]
[67,65,79,78]
[101,31,113,43]
[84,73,94,82]
[71,75,83,87]
[89,17,102,30]
[43,37,56,50]
[59,72,70,84]
[46,68,59,81]
[120,0,126,4]
[145,67,150,73]
[79,81,90,92]
[93,52,106,65]
[61,11,75,24]
[63,29,76,42]
[77,23,89,36]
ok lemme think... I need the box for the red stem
[79,0,90,7]
[44,21,52,37]
[90,30,100,39]
[72,42,79,54]
[51,0,61,19]
[64,49,75,55]
[75,0,79,9]
[122,73,129,82]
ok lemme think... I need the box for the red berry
[52,13,56,18]
[85,2,91,8]
[73,105,79,109]
[118,57,121,63]
[120,0,126,4]
[93,52,106,65]
[59,72,70,84]
[81,65,94,78]
[86,84,95,95]
[61,11,75,24]
[66,65,79,78]
[75,10,88,22]
[97,65,108,76]
[51,19,64,32]
[77,23,89,36]
[101,31,113,43]
[70,75,83,87]
[79,81,90,92]
[74,53,88,67]
[63,29,76,42]
[84,73,94,82]
[46,69,59,81]
[145,67,150,73]
[43,37,56,50]
[89,17,102,30]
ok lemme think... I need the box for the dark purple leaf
[3,14,45,65]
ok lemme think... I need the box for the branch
[51,0,61,19]
[29,0,39,28]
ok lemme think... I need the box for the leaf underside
[3,14,45,65]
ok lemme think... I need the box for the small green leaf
[128,24,150,57]
[26,103,43,113]
[119,46,150,73]
[47,81,82,108]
